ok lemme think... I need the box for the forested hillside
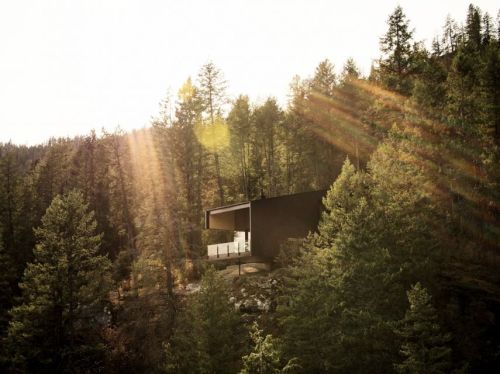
[1,4,500,373]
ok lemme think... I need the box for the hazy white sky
[0,0,498,145]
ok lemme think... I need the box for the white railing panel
[207,241,249,257]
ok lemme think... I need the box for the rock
[185,283,200,294]
[256,298,271,312]
[238,296,272,314]
[240,298,260,313]
[234,301,242,311]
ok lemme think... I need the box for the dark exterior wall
[234,208,250,231]
[250,190,326,259]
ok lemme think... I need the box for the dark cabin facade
[204,190,326,261]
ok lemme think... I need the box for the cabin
[204,190,326,262]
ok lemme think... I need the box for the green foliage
[164,267,244,373]
[465,4,482,50]
[379,6,415,94]
[479,42,500,143]
[102,129,137,259]
[0,232,15,333]
[198,61,228,205]
[107,253,174,373]
[412,52,448,112]
[441,15,460,54]
[317,158,367,243]
[227,95,253,199]
[341,57,361,83]
[446,47,481,133]
[198,61,228,124]
[169,78,205,258]
[394,283,452,374]
[0,230,16,373]
[309,59,337,98]
[252,98,285,197]
[240,322,300,374]
[6,190,111,373]
[279,153,440,372]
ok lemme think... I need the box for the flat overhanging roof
[206,202,250,215]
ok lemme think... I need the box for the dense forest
[1,4,500,373]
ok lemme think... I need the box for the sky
[0,0,498,145]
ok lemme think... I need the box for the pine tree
[280,150,440,372]
[379,6,415,94]
[240,322,300,374]
[394,283,452,374]
[442,15,459,54]
[107,253,174,373]
[305,59,344,186]
[102,128,137,260]
[73,131,115,259]
[0,231,15,333]
[164,267,243,373]
[0,145,19,262]
[309,59,337,98]
[195,267,243,372]
[446,47,481,135]
[171,78,205,259]
[198,61,228,125]
[281,75,321,193]
[412,50,448,113]
[479,39,500,144]
[279,159,381,373]
[198,62,228,205]
[252,98,285,197]
[6,190,111,373]
[482,13,494,46]
[340,58,361,84]
[228,95,254,199]
[465,4,482,50]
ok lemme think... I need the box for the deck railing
[207,241,249,258]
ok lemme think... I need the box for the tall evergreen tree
[309,59,337,98]
[280,147,439,372]
[340,58,361,83]
[164,267,244,374]
[106,253,174,373]
[0,231,15,334]
[167,78,207,259]
[394,283,452,374]
[240,322,300,374]
[198,62,228,205]
[465,4,482,50]
[227,95,254,199]
[379,6,415,94]
[102,129,137,259]
[442,15,459,54]
[6,190,111,373]
[252,98,284,197]
[412,49,448,113]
